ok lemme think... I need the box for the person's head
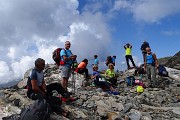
[94,55,98,59]
[113,56,116,59]
[108,63,114,70]
[65,41,71,49]
[82,58,88,64]
[146,47,151,54]
[126,43,130,48]
[35,58,45,71]
[107,56,111,59]
[93,64,98,71]
[143,40,147,43]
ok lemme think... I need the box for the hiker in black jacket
[141,41,150,62]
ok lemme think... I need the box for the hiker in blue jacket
[144,47,159,87]
[94,55,99,66]
[60,41,76,90]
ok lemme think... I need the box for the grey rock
[123,102,133,113]
[128,109,142,120]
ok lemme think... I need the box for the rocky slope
[0,64,180,120]
[159,51,180,70]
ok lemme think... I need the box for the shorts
[59,65,71,78]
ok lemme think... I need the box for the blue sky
[0,0,180,84]
[78,0,180,68]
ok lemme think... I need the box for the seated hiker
[76,58,90,79]
[105,63,117,86]
[91,65,118,95]
[134,64,146,76]
[26,58,70,117]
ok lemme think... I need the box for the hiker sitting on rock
[75,58,90,79]
[26,58,70,117]
[91,65,119,95]
[105,63,117,86]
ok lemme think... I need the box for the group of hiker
[25,40,166,118]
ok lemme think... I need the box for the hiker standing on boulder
[94,55,99,66]
[144,47,159,87]
[60,41,76,90]
[27,58,70,117]
[141,41,150,62]
[124,43,136,69]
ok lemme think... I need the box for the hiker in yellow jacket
[105,63,117,86]
[124,43,136,69]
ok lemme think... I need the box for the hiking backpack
[126,76,135,86]
[106,56,113,66]
[158,65,168,77]
[20,99,49,120]
[52,48,67,66]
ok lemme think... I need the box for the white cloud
[111,0,131,11]
[112,0,180,23]
[162,30,180,36]
[0,0,112,84]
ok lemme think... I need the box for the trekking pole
[72,59,75,94]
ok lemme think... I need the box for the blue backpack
[126,76,135,86]
[158,65,168,77]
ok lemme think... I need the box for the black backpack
[20,99,49,120]
[106,56,113,66]
[52,48,67,66]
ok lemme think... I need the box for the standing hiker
[27,58,70,117]
[141,41,150,62]
[112,56,116,66]
[144,47,159,87]
[60,41,76,90]
[94,55,99,66]
[124,43,136,69]
[105,56,113,66]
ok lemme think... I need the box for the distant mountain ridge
[159,51,180,70]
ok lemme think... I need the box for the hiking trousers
[27,83,69,100]
[27,83,68,114]
[125,55,136,68]
[146,64,157,86]
[77,68,89,78]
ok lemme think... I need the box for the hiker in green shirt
[124,43,136,69]
[105,63,117,86]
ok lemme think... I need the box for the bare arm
[42,81,47,93]
[62,55,76,61]
[153,53,159,68]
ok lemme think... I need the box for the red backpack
[52,48,67,66]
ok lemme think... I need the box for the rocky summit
[159,51,180,70]
[0,63,180,120]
